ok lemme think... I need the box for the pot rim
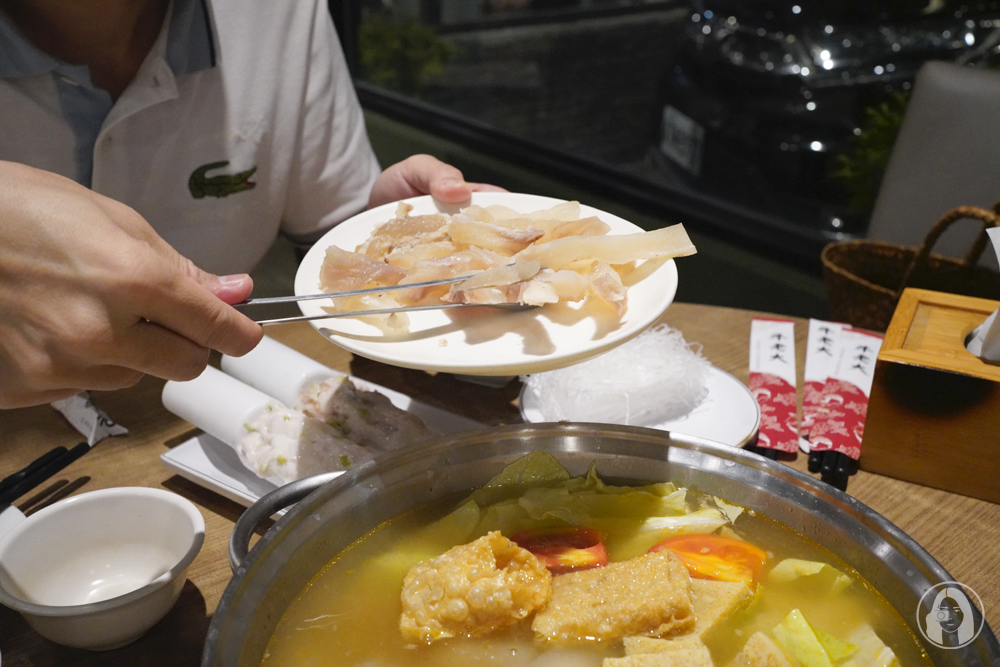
[205,422,1000,665]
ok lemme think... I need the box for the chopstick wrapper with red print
[806,329,883,461]
[749,318,798,453]
[799,320,850,453]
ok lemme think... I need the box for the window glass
[349,0,1000,264]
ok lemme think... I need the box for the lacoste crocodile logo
[188,161,257,198]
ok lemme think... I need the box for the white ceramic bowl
[0,487,205,650]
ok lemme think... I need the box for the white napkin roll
[221,337,340,407]
[161,366,274,447]
[965,227,1000,362]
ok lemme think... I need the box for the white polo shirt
[0,0,381,275]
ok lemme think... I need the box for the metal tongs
[235,274,533,325]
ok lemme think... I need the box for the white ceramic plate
[519,365,760,447]
[295,193,680,376]
[161,381,482,515]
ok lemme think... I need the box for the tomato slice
[510,527,609,575]
[648,534,767,586]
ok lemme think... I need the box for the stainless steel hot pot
[203,423,1000,666]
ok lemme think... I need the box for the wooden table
[1,303,998,666]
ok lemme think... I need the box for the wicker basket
[821,205,1000,331]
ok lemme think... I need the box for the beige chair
[866,61,1000,270]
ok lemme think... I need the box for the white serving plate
[161,376,483,512]
[294,193,681,376]
[162,433,284,512]
[520,365,760,448]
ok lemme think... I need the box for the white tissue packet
[965,227,1000,362]
[519,323,710,426]
[50,391,129,445]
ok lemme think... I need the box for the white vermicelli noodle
[520,324,710,426]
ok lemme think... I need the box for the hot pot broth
[262,454,930,667]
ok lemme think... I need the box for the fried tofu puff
[400,531,552,643]
[532,550,695,645]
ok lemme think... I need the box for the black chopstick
[0,442,90,507]
[0,446,67,496]
[17,479,69,512]
[807,449,823,473]
[743,444,780,460]
[813,450,858,492]
[25,477,91,516]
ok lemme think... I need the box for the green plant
[359,12,455,96]
[832,89,910,216]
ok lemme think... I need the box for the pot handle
[228,472,342,572]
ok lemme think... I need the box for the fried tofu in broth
[532,550,695,645]
[400,531,551,643]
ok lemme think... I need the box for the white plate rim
[295,193,680,376]
[518,365,761,448]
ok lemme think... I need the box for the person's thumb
[202,273,255,305]
[401,155,473,204]
[173,254,254,305]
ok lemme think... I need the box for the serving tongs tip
[235,272,536,325]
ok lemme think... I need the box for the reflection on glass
[353,0,1000,260]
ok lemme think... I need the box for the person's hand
[0,161,263,408]
[367,154,507,209]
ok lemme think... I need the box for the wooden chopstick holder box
[860,288,1000,504]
